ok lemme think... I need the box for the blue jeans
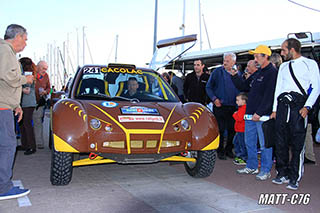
[0,110,16,194]
[245,120,273,173]
[233,132,247,160]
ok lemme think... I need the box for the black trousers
[213,105,236,154]
[274,100,306,183]
[19,107,36,150]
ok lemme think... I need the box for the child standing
[233,92,248,165]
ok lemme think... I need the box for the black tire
[50,149,73,185]
[184,150,216,178]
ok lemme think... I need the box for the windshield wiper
[110,96,140,103]
[77,94,140,102]
[77,93,111,100]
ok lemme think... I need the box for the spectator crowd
[0,23,319,202]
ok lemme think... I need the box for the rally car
[50,35,220,185]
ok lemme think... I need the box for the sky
[1,0,320,86]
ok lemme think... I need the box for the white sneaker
[256,172,271,181]
[237,167,259,174]
[272,176,289,184]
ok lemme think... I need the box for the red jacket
[233,105,246,132]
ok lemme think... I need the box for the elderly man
[206,53,240,160]
[271,38,320,190]
[33,60,50,149]
[243,60,259,80]
[235,45,277,181]
[231,60,259,93]
[0,24,33,200]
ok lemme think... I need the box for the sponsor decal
[83,66,101,74]
[118,115,164,123]
[101,67,142,74]
[121,106,159,115]
[101,101,118,108]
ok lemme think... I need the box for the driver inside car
[121,77,141,98]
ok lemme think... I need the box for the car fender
[52,99,88,153]
[182,102,219,151]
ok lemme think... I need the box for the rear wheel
[184,150,216,178]
[50,149,73,185]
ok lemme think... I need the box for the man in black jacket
[231,45,277,181]
[231,60,259,92]
[183,59,210,105]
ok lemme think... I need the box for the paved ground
[0,111,319,212]
[1,149,283,213]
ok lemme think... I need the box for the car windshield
[75,66,178,102]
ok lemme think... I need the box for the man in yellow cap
[233,45,277,181]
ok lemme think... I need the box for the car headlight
[90,119,101,130]
[181,119,190,130]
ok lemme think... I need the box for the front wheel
[50,149,73,185]
[184,150,216,178]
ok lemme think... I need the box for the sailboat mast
[153,0,158,54]
[199,0,202,51]
[83,26,85,65]
[182,0,185,36]
[115,35,118,63]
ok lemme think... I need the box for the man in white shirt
[270,38,320,190]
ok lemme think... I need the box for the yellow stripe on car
[195,109,202,115]
[201,135,220,151]
[192,112,199,119]
[189,115,196,124]
[53,134,80,153]
[73,157,115,166]
[90,103,176,154]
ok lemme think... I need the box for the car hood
[79,100,186,130]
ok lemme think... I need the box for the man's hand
[252,113,261,121]
[299,107,309,118]
[214,99,222,107]
[22,87,30,95]
[40,91,47,96]
[14,107,23,122]
[230,69,238,76]
[270,112,276,119]
[26,75,34,84]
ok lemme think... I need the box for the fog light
[146,140,157,148]
[161,140,180,147]
[90,143,95,149]
[103,141,125,148]
[187,142,192,147]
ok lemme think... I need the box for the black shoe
[24,149,36,155]
[16,146,26,151]
[226,151,235,159]
[304,158,316,164]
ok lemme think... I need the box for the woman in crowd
[18,57,37,155]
